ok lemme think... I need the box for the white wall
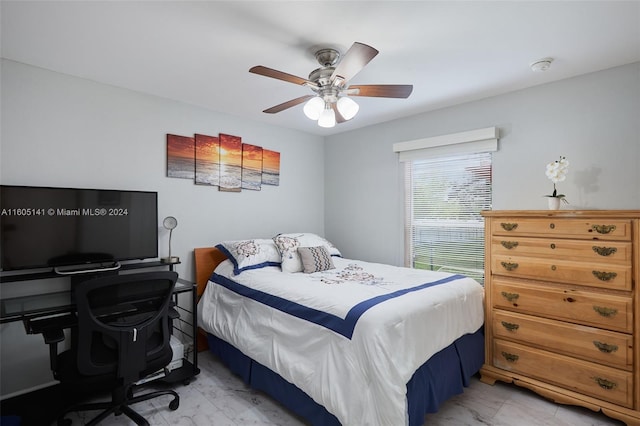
[0,59,325,397]
[1,59,326,280]
[2,58,639,398]
[324,62,640,266]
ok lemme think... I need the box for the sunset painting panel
[167,134,195,179]
[241,144,263,191]
[219,133,242,192]
[262,149,280,186]
[195,134,220,186]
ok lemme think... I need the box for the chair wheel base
[169,397,180,411]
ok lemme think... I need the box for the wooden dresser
[480,210,640,425]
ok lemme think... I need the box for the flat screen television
[0,185,158,272]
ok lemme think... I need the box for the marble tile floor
[63,351,626,426]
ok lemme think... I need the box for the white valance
[393,127,499,161]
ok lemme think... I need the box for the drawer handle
[500,223,518,231]
[501,262,519,271]
[592,246,617,257]
[592,224,616,234]
[593,306,618,318]
[501,291,520,302]
[500,241,519,250]
[501,352,519,362]
[592,271,617,282]
[592,377,617,390]
[501,321,520,332]
[593,341,619,354]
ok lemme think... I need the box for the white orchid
[545,157,569,183]
[545,156,569,202]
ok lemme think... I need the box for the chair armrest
[27,314,76,372]
[28,313,76,335]
[43,328,66,372]
[43,328,65,345]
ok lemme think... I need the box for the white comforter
[197,257,484,426]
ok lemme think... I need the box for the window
[404,152,491,284]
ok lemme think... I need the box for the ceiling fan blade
[250,65,312,86]
[330,42,379,85]
[331,103,347,123]
[348,84,413,98]
[263,95,315,114]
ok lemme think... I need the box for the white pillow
[273,235,303,273]
[216,239,281,275]
[277,233,341,256]
[273,233,341,273]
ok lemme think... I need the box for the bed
[195,235,485,426]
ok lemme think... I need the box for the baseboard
[0,380,58,401]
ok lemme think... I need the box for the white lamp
[161,216,179,264]
[336,97,359,120]
[303,96,324,120]
[317,104,336,128]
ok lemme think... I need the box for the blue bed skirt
[206,327,484,426]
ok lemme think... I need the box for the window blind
[404,152,491,284]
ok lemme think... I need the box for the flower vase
[547,197,561,210]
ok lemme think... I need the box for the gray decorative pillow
[298,246,335,274]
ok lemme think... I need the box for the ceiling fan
[249,42,413,128]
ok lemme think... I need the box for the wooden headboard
[194,246,228,298]
[193,246,228,352]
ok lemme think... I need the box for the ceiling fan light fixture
[336,96,359,120]
[318,104,336,128]
[303,96,324,120]
[250,42,413,126]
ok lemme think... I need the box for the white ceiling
[2,1,639,136]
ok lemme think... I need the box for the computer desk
[1,278,192,324]
[0,270,200,385]
[1,260,185,325]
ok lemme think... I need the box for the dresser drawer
[491,236,632,264]
[493,339,633,408]
[492,255,632,291]
[491,218,632,240]
[493,310,633,369]
[492,279,633,333]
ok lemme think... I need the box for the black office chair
[45,271,181,426]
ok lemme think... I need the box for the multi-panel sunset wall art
[167,133,280,191]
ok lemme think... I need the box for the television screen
[0,185,158,271]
